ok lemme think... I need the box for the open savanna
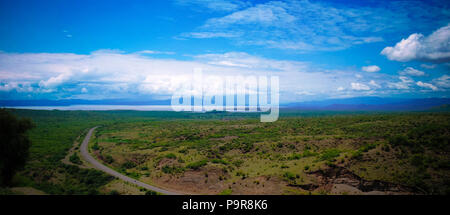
[89,111,450,195]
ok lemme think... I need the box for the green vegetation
[0,109,34,186]
[91,111,450,195]
[186,160,208,170]
[69,153,82,165]
[219,188,232,195]
[4,109,450,195]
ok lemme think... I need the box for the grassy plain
[3,109,449,195]
[89,112,450,195]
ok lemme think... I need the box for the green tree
[0,109,34,186]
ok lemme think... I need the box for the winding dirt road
[80,127,181,195]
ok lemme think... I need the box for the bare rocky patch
[292,165,418,195]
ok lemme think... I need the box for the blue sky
[0,0,449,103]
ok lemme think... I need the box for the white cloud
[182,32,241,39]
[420,64,436,69]
[388,76,413,90]
[416,81,438,91]
[1,50,445,101]
[39,73,72,88]
[369,80,381,88]
[351,82,370,91]
[362,65,380,73]
[181,0,392,50]
[399,67,425,76]
[194,52,308,72]
[135,50,175,55]
[381,23,450,62]
[0,82,33,92]
[0,50,366,102]
[434,75,450,88]
[180,1,448,51]
[175,0,250,12]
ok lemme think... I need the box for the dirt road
[80,127,181,195]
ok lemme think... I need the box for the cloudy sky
[0,0,449,103]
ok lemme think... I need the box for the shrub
[109,190,120,195]
[301,150,318,157]
[92,142,100,150]
[233,160,244,167]
[319,148,340,161]
[389,135,409,147]
[145,190,159,195]
[121,161,137,169]
[410,154,424,167]
[161,165,185,174]
[104,155,114,164]
[211,159,228,165]
[69,153,82,165]
[219,189,232,195]
[186,160,208,170]
[288,153,302,160]
[360,143,377,152]
[283,172,296,181]
[351,150,363,160]
[165,153,177,159]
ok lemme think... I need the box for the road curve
[80,127,181,195]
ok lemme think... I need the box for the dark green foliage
[145,190,159,195]
[34,164,114,195]
[0,109,34,186]
[161,165,185,174]
[319,148,340,161]
[109,190,120,195]
[164,153,177,159]
[211,158,228,165]
[121,161,137,169]
[283,172,296,181]
[92,142,99,150]
[69,153,82,165]
[389,135,409,147]
[186,160,208,170]
[104,155,114,164]
[301,150,318,157]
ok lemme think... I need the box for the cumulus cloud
[362,65,380,73]
[381,24,450,62]
[420,64,436,69]
[1,49,445,101]
[351,82,370,91]
[416,81,438,91]
[388,76,414,90]
[135,50,175,55]
[434,75,450,88]
[0,50,367,102]
[369,80,381,88]
[399,67,425,76]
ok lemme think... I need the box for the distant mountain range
[284,97,450,111]
[1,97,449,111]
[0,99,172,106]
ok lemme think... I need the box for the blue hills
[1,97,449,111]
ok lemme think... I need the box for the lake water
[4,105,176,111]
[3,105,264,111]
